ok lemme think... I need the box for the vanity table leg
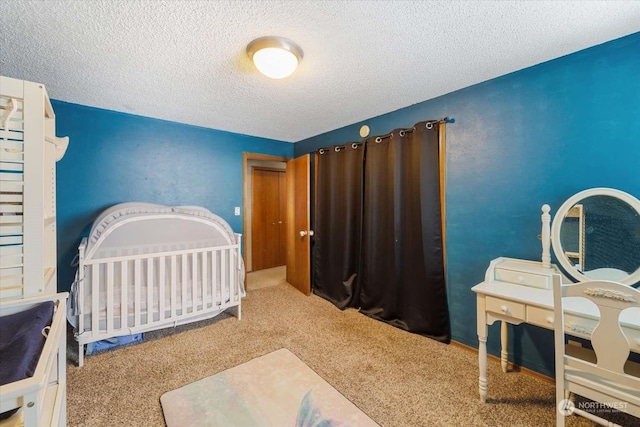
[478,334,488,403]
[477,295,488,402]
[500,321,509,372]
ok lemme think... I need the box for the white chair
[553,274,640,426]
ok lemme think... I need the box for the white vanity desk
[472,189,640,403]
[473,258,640,402]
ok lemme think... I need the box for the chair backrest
[553,274,640,391]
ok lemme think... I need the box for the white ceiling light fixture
[246,36,303,79]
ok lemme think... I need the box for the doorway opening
[246,266,286,291]
[243,153,288,290]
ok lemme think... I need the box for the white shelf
[0,76,67,427]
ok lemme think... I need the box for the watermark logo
[558,399,575,416]
[558,399,628,416]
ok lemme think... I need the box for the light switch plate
[234,207,240,216]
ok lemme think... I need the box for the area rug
[160,348,379,427]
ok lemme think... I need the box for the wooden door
[286,154,311,295]
[251,168,286,270]
[277,171,287,265]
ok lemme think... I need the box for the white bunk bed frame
[71,203,245,367]
[1,76,69,427]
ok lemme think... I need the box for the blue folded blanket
[0,301,54,420]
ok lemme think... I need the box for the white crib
[70,203,245,367]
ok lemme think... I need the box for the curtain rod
[316,117,451,155]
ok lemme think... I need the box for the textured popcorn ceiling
[1,1,639,142]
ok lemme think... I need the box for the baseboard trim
[450,340,555,385]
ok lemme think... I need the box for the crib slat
[191,252,197,312]
[134,259,141,327]
[201,250,207,309]
[147,257,153,324]
[221,249,227,303]
[91,266,99,334]
[106,262,114,335]
[121,261,128,329]
[78,265,85,336]
[159,255,166,321]
[220,250,226,305]
[171,255,177,318]
[208,250,214,307]
[181,254,187,315]
[211,250,218,306]
[226,249,232,301]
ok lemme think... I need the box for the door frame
[242,152,289,273]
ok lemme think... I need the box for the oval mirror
[551,188,640,286]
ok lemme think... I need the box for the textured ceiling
[1,1,639,142]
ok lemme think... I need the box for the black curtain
[313,144,364,309]
[313,121,450,343]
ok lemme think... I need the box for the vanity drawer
[527,307,598,335]
[527,306,555,329]
[485,296,525,320]
[494,267,550,289]
[527,307,640,351]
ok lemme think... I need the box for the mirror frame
[550,187,640,285]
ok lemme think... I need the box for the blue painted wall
[295,32,640,377]
[53,101,293,294]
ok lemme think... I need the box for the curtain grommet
[335,146,341,152]
[375,137,382,143]
[319,149,325,154]
[352,143,358,149]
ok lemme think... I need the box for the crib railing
[75,238,242,365]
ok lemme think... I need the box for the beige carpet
[66,283,633,426]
